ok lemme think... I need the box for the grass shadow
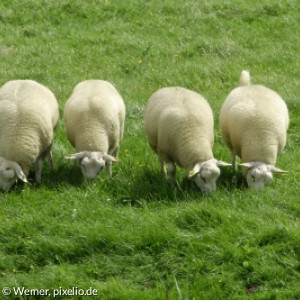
[108,167,192,206]
[37,160,85,189]
[113,165,250,207]
[217,167,248,191]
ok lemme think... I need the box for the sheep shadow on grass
[108,165,250,206]
[108,168,191,206]
[31,160,85,190]
[216,167,248,191]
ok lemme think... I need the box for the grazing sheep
[64,80,125,179]
[0,80,59,191]
[219,70,289,190]
[144,87,231,194]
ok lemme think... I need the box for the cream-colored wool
[220,71,289,190]
[64,80,125,179]
[144,87,230,194]
[0,80,59,191]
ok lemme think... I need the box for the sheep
[0,80,59,191]
[144,87,231,194]
[219,70,289,190]
[64,80,125,179]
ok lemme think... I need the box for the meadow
[0,0,300,299]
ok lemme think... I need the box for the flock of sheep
[0,70,289,193]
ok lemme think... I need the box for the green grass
[1,0,300,299]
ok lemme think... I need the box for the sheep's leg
[231,152,237,172]
[113,146,119,159]
[35,157,43,184]
[46,151,54,170]
[159,157,168,178]
[105,153,113,177]
[168,162,176,184]
[106,162,112,177]
[106,147,119,177]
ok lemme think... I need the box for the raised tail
[239,70,251,86]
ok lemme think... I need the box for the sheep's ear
[216,160,232,167]
[103,153,119,162]
[65,152,86,160]
[188,163,201,179]
[14,163,28,183]
[268,166,287,174]
[239,162,255,169]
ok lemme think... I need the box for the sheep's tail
[239,70,251,86]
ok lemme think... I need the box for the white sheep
[219,70,289,190]
[144,87,231,194]
[0,80,59,191]
[64,80,125,179]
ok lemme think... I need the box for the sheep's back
[220,85,289,159]
[144,86,214,156]
[0,80,59,127]
[64,80,125,148]
[0,80,59,164]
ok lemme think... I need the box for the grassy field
[0,0,300,299]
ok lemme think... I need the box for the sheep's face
[193,163,221,194]
[245,164,273,191]
[80,153,106,180]
[241,162,287,191]
[66,151,118,180]
[0,163,16,191]
[0,158,27,191]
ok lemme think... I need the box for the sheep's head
[188,159,231,194]
[0,157,27,191]
[66,151,118,179]
[240,162,287,191]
